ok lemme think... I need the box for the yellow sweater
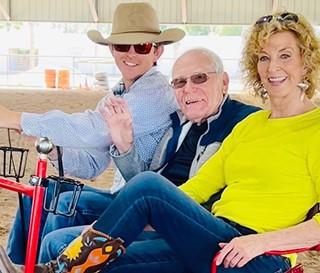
[180,108,320,233]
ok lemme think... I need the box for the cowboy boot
[0,244,57,273]
[0,228,125,273]
[54,228,125,273]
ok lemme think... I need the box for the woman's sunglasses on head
[170,72,219,89]
[255,12,298,25]
[113,43,157,55]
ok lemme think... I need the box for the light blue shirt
[20,67,177,190]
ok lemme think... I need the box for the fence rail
[0,53,243,92]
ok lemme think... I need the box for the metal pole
[24,137,53,273]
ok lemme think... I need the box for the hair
[199,47,224,73]
[173,47,225,74]
[241,11,320,98]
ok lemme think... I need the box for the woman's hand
[216,234,267,268]
[216,219,320,268]
[99,96,133,154]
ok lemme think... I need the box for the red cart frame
[0,136,83,273]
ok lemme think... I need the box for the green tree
[0,22,23,31]
[160,24,216,36]
[215,26,243,36]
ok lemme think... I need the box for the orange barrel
[57,70,70,89]
[44,69,56,88]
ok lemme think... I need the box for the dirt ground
[0,88,115,248]
[0,88,319,272]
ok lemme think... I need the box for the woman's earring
[258,87,268,104]
[297,82,309,101]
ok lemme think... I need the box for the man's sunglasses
[113,43,156,55]
[255,12,298,25]
[170,72,218,89]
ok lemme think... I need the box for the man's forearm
[0,106,22,131]
[111,145,149,181]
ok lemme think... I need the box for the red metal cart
[0,133,83,273]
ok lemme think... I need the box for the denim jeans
[6,179,114,264]
[88,171,291,273]
[39,225,84,263]
[41,226,186,273]
[40,226,164,263]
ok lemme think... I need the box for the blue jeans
[39,225,84,263]
[86,171,290,273]
[41,226,186,273]
[6,179,114,264]
[40,226,165,265]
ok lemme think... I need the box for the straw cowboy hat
[87,2,185,46]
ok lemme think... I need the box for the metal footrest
[43,175,84,217]
[0,146,29,179]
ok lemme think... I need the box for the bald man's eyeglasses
[170,72,218,89]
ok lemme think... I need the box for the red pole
[0,177,33,197]
[24,137,53,273]
[24,158,47,273]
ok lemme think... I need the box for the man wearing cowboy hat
[3,2,185,265]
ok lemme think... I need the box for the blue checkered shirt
[20,67,177,188]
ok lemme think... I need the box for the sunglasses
[255,12,298,25]
[113,43,156,55]
[170,72,218,89]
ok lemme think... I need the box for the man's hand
[99,96,133,154]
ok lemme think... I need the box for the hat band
[111,30,162,35]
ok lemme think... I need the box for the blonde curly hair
[241,11,320,98]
